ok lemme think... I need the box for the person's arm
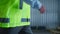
[31,0,45,13]
[23,0,45,13]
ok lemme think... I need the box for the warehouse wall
[31,0,59,29]
[58,0,60,26]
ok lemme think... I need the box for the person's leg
[0,26,23,34]
[19,26,33,34]
[8,27,23,34]
[0,28,8,34]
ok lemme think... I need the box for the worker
[0,0,45,34]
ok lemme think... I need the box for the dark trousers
[0,26,33,34]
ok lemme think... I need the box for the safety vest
[0,0,30,28]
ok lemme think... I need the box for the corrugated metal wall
[58,0,60,26]
[31,0,59,29]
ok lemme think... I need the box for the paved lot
[32,30,52,34]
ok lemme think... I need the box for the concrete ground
[32,30,52,34]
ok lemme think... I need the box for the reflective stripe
[21,18,30,22]
[20,0,23,9]
[0,18,9,23]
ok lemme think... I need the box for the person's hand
[39,6,45,14]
